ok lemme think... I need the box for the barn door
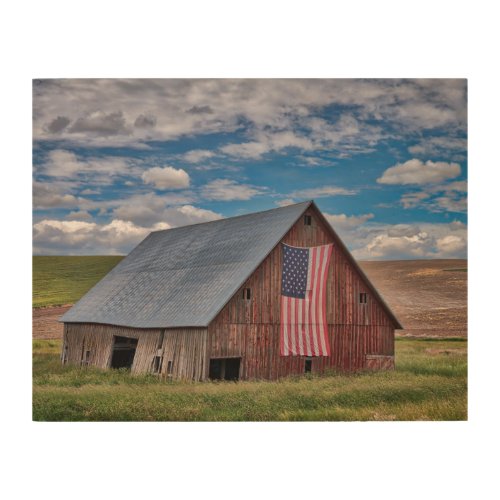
[110,336,138,369]
[209,358,241,381]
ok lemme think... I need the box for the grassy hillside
[33,338,467,421]
[33,256,124,307]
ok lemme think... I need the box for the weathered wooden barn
[60,201,402,380]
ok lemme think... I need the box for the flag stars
[281,244,309,299]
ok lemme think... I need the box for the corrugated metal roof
[61,201,312,328]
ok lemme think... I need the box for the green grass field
[33,338,467,421]
[33,256,124,307]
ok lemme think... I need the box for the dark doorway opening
[209,358,241,381]
[111,336,138,369]
[304,358,312,373]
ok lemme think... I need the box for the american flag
[280,243,333,356]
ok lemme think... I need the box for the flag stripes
[280,243,333,356]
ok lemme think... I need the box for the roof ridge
[150,200,312,235]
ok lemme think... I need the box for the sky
[32,78,467,260]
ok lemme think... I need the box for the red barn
[61,201,402,380]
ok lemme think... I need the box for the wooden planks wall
[213,208,393,328]
[207,323,394,380]
[63,323,208,380]
[208,206,396,379]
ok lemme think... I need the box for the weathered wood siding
[207,324,394,379]
[63,323,208,381]
[208,206,396,379]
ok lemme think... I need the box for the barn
[60,200,402,380]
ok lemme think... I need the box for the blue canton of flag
[281,245,309,299]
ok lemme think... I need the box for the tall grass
[33,338,467,421]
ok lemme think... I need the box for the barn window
[157,330,165,349]
[304,215,312,226]
[242,288,251,300]
[359,292,368,304]
[153,355,163,373]
[166,360,173,377]
[304,357,312,373]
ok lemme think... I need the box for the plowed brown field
[359,259,467,338]
[33,305,71,340]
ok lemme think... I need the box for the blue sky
[33,79,467,259]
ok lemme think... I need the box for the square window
[359,292,368,304]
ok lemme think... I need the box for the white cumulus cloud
[408,136,467,159]
[110,193,218,227]
[201,179,266,201]
[288,186,357,199]
[41,149,134,180]
[33,204,223,255]
[33,181,81,209]
[436,235,467,255]
[141,166,190,190]
[33,219,150,255]
[182,149,216,163]
[363,232,431,259]
[275,198,297,207]
[399,180,467,213]
[351,221,467,260]
[377,159,461,185]
[324,212,374,230]
[66,210,92,220]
